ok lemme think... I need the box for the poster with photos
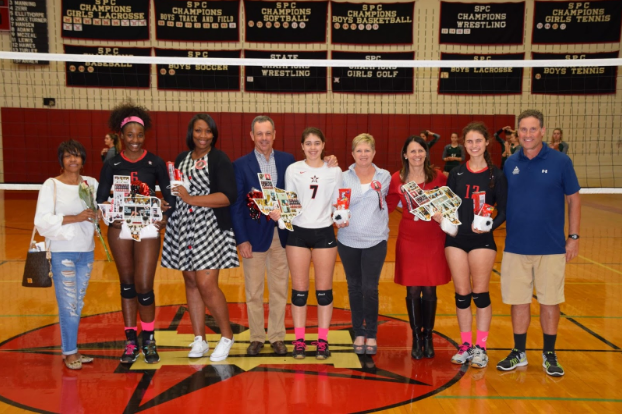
[252,173,302,231]
[401,181,462,224]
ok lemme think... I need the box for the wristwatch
[568,234,580,240]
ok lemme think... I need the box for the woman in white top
[34,140,98,370]
[271,127,342,360]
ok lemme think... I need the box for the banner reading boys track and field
[244,50,327,92]
[532,0,622,44]
[244,0,327,42]
[331,52,414,93]
[61,0,149,40]
[155,49,241,91]
[330,2,414,44]
[531,51,618,94]
[439,53,524,95]
[154,0,239,41]
[439,1,524,45]
[63,45,151,88]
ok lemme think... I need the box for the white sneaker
[188,336,209,358]
[451,342,474,365]
[210,336,234,362]
[471,345,489,368]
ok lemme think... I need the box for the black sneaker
[292,339,306,359]
[120,341,139,364]
[496,348,528,371]
[142,339,160,364]
[312,339,331,360]
[542,351,564,377]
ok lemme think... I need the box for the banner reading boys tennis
[332,51,414,93]
[244,0,327,42]
[154,0,239,41]
[64,45,151,88]
[61,0,149,40]
[331,2,414,44]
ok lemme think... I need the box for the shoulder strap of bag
[30,179,57,249]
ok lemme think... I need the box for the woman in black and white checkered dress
[161,114,239,362]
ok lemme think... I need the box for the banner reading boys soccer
[64,45,151,88]
[531,51,618,94]
[155,49,241,91]
[331,51,414,93]
[331,2,414,44]
[244,0,327,42]
[439,53,524,95]
[244,50,327,93]
[61,0,149,40]
[532,0,622,44]
[154,0,239,41]
[439,2,524,45]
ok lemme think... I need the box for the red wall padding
[1,107,514,184]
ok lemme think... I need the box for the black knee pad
[292,290,309,307]
[455,293,472,309]
[121,284,136,299]
[472,292,491,309]
[316,289,333,306]
[137,290,155,306]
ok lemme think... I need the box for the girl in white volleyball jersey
[270,127,343,360]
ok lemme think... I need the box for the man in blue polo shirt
[496,109,581,377]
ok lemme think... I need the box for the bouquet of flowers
[79,180,112,261]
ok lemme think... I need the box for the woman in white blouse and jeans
[34,140,98,370]
[337,133,391,355]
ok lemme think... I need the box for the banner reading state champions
[244,0,328,42]
[244,50,327,92]
[61,0,149,40]
[331,2,414,44]
[331,51,414,93]
[154,0,240,41]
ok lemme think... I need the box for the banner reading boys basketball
[531,51,618,94]
[155,49,241,91]
[61,0,149,40]
[532,0,622,44]
[439,1,524,45]
[244,50,327,92]
[64,45,151,88]
[244,0,327,42]
[154,0,239,41]
[331,51,414,93]
[331,2,414,44]
[439,53,524,95]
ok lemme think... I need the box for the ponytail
[483,149,495,189]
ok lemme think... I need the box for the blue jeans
[51,251,94,355]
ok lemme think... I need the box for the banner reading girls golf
[331,51,414,93]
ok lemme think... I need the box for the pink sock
[295,327,305,341]
[461,331,472,346]
[141,321,155,332]
[476,330,489,350]
[125,326,138,332]
[318,328,329,341]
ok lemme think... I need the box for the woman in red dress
[387,135,451,359]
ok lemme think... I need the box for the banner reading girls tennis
[244,0,328,42]
[61,0,149,40]
[154,0,240,41]
[331,2,414,44]
[331,51,414,93]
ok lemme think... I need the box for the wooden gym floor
[0,191,621,413]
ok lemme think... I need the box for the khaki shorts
[500,252,566,305]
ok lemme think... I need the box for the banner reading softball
[61,0,149,40]
[244,0,328,42]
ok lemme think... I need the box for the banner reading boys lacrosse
[439,53,524,94]
[331,2,414,44]
[244,0,328,42]
[61,0,149,40]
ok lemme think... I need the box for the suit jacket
[231,150,295,252]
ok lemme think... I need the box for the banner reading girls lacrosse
[61,0,149,40]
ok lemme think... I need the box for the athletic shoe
[312,339,331,360]
[542,351,565,377]
[496,349,528,371]
[188,336,210,358]
[292,339,306,360]
[471,345,489,368]
[142,339,160,364]
[451,342,474,365]
[210,337,234,362]
[120,341,139,364]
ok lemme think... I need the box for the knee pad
[316,289,333,306]
[120,284,136,299]
[137,290,155,306]
[472,292,491,309]
[291,290,309,307]
[455,293,472,309]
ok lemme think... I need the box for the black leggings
[407,286,437,301]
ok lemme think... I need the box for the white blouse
[34,176,98,252]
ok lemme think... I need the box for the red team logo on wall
[0,304,464,413]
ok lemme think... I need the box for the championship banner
[61,0,149,40]
[155,49,241,91]
[64,45,151,88]
[439,53,524,95]
[439,2,524,45]
[331,2,414,45]
[8,0,49,64]
[244,0,328,42]
[331,51,414,93]
[154,0,240,42]
[244,50,327,93]
[531,51,618,94]
[532,0,622,44]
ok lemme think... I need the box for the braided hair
[462,122,496,189]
